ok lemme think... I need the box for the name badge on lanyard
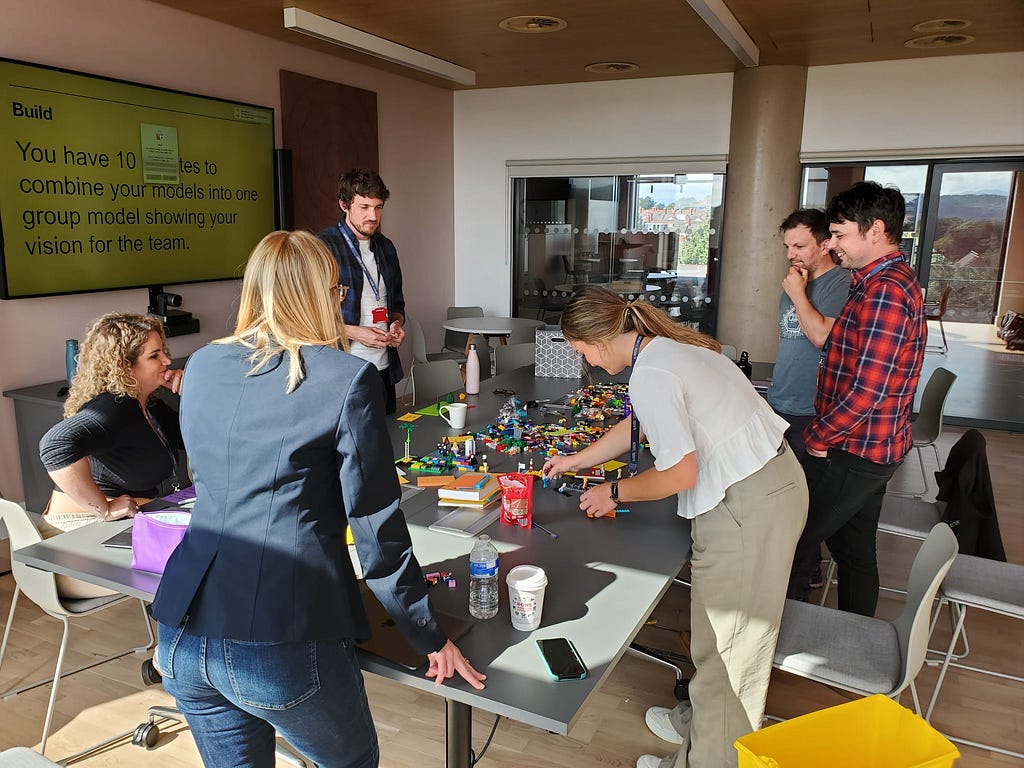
[372,306,389,324]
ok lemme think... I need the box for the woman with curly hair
[38,313,184,595]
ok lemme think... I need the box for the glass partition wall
[511,172,726,336]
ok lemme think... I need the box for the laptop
[356,581,473,670]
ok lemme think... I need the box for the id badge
[372,306,389,324]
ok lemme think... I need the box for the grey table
[15,366,692,768]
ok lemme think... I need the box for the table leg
[445,698,473,768]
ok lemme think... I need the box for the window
[511,171,726,336]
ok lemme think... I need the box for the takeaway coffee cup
[438,402,467,429]
[506,565,548,631]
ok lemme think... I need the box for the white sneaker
[645,706,684,744]
[636,756,666,768]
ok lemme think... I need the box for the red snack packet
[497,473,534,528]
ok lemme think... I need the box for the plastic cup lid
[506,564,547,589]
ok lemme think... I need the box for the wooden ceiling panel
[149,0,1024,89]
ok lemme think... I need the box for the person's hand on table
[347,325,391,348]
[542,454,579,482]
[426,639,486,689]
[160,368,184,395]
[579,484,617,518]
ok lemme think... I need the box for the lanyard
[628,334,643,477]
[144,405,181,492]
[856,254,903,287]
[338,222,382,304]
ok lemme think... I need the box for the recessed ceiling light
[912,18,972,34]
[904,33,976,50]
[499,16,567,33]
[584,62,639,74]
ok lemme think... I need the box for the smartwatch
[609,481,619,503]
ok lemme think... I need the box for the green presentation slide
[0,59,276,298]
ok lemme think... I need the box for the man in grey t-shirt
[767,209,851,458]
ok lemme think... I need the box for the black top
[39,392,183,498]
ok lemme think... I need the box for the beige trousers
[666,442,808,768]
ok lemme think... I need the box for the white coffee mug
[438,402,467,429]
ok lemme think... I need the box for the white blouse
[630,336,788,519]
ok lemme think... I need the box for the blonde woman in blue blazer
[151,231,484,768]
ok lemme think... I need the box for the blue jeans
[156,623,379,768]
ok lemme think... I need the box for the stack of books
[437,473,501,508]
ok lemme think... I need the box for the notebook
[102,527,134,549]
[356,581,473,670]
[427,506,500,538]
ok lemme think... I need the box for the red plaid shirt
[805,253,926,465]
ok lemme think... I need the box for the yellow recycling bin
[735,695,959,768]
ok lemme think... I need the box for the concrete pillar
[716,66,808,362]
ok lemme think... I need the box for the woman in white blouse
[543,287,807,768]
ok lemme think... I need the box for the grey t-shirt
[767,266,851,416]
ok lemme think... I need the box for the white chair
[0,748,61,767]
[493,342,536,375]
[407,315,465,366]
[0,499,155,755]
[924,554,1024,759]
[774,523,958,716]
[892,367,957,498]
[410,360,465,406]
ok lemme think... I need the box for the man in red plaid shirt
[787,181,926,616]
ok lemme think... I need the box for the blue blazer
[151,342,446,652]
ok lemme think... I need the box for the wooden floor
[1,427,1021,766]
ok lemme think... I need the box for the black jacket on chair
[936,429,1006,561]
[152,343,446,652]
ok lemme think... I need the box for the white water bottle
[465,343,481,395]
[468,534,499,619]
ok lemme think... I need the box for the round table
[441,317,546,356]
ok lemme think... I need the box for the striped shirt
[805,253,926,465]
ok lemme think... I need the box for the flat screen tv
[0,58,277,299]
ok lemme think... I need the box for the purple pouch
[131,508,191,573]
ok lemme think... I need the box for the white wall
[453,74,735,313]
[802,53,1024,157]
[0,0,455,503]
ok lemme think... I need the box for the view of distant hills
[937,193,1009,221]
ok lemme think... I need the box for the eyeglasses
[333,283,350,301]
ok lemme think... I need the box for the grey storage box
[535,326,583,378]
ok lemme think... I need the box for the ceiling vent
[499,16,567,33]
[584,61,639,74]
[904,34,976,50]
[911,18,972,33]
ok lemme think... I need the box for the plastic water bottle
[65,339,79,385]
[468,534,499,619]
[465,343,481,395]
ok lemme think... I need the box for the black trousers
[376,367,397,415]
[787,448,899,616]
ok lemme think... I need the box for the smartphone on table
[536,637,588,681]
